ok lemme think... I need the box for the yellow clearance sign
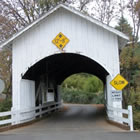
[52,32,69,50]
[110,74,128,90]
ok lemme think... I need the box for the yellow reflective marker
[52,32,69,50]
[110,74,128,90]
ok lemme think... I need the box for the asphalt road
[0,104,140,140]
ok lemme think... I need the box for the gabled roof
[0,4,129,49]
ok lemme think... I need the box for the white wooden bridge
[0,4,133,131]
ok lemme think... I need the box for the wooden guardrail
[107,105,133,131]
[0,102,62,126]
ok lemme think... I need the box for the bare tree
[0,15,17,43]
[119,0,127,18]
[91,0,119,25]
[127,0,140,43]
[79,0,91,11]
[0,0,73,35]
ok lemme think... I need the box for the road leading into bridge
[0,104,140,140]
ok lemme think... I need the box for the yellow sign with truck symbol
[110,74,128,90]
[52,32,69,50]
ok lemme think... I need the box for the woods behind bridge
[61,74,104,104]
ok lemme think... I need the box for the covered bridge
[0,4,132,129]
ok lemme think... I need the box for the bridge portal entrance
[22,53,108,106]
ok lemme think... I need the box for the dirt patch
[59,105,69,112]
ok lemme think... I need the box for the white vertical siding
[12,7,120,110]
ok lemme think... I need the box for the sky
[70,0,140,40]
[70,0,134,28]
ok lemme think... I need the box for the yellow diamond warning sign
[52,32,69,50]
[110,74,128,90]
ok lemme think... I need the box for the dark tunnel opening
[22,53,109,85]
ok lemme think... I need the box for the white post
[106,75,113,107]
[39,104,42,118]
[106,75,113,120]
[128,105,134,131]
[11,107,20,125]
[11,107,16,125]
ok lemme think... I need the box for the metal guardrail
[0,102,62,126]
[107,105,133,131]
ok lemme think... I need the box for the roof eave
[0,4,129,49]
[60,4,129,41]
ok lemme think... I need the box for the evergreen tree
[115,16,133,40]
